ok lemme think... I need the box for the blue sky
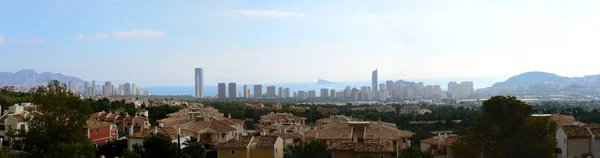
[2,0,600,87]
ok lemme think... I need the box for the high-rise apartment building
[284,88,290,98]
[372,69,378,98]
[91,80,96,96]
[320,88,330,98]
[447,81,474,98]
[243,85,250,98]
[386,80,394,98]
[228,82,237,98]
[308,90,317,98]
[123,83,132,96]
[278,87,283,98]
[297,90,307,99]
[103,81,113,96]
[195,68,204,98]
[253,85,263,98]
[132,84,137,95]
[266,86,276,98]
[218,83,227,99]
[330,89,336,98]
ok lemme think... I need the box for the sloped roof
[253,136,279,148]
[219,136,253,148]
[309,121,411,140]
[563,125,591,139]
[420,135,459,146]
[8,114,25,122]
[259,113,306,123]
[87,119,113,128]
[185,118,237,134]
[129,127,194,139]
[330,142,392,153]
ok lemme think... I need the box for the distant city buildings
[266,86,276,98]
[243,85,250,98]
[195,68,204,98]
[253,85,263,98]
[228,82,236,98]
[448,81,474,98]
[308,90,316,98]
[372,69,378,98]
[320,88,329,98]
[217,83,226,99]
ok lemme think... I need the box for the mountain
[317,79,334,84]
[490,71,600,88]
[0,69,86,86]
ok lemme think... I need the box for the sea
[145,77,507,96]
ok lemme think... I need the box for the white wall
[568,138,591,158]
[556,129,567,158]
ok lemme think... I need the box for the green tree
[20,80,95,158]
[451,96,557,158]
[398,147,434,158]
[181,137,205,158]
[139,133,180,158]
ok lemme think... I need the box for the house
[560,125,593,158]
[0,104,33,140]
[420,133,459,158]
[127,126,194,150]
[91,111,121,122]
[87,119,118,146]
[257,113,306,135]
[158,107,245,149]
[330,142,394,158]
[217,136,284,158]
[123,115,151,134]
[316,115,356,129]
[304,121,412,157]
[399,105,432,115]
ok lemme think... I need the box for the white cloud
[229,10,307,17]
[112,30,164,38]
[75,34,87,40]
[94,33,109,39]
[0,35,4,44]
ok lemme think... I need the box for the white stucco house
[127,127,194,150]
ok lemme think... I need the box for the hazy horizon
[3,0,600,86]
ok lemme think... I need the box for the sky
[2,0,600,87]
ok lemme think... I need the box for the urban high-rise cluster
[70,80,150,97]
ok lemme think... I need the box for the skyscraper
[266,86,276,97]
[123,83,132,96]
[284,88,290,98]
[243,85,250,98]
[320,88,330,98]
[253,85,263,98]
[218,83,227,99]
[228,82,237,98]
[103,81,113,96]
[386,80,394,98]
[132,84,137,95]
[308,90,316,98]
[195,68,204,98]
[91,80,96,96]
[372,69,378,98]
[330,89,336,98]
[84,81,90,96]
[278,87,283,98]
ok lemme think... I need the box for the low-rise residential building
[123,114,151,134]
[217,136,284,158]
[316,107,339,115]
[316,115,356,129]
[0,103,33,139]
[420,134,459,158]
[127,126,194,150]
[158,107,245,149]
[87,119,118,146]
[258,113,307,136]
[399,105,432,115]
[330,142,394,158]
[305,120,412,157]
[90,111,121,122]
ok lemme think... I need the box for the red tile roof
[563,125,591,139]
[420,135,459,146]
[218,136,253,148]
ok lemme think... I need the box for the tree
[181,137,205,158]
[20,80,95,158]
[284,140,330,158]
[398,147,434,158]
[138,133,180,158]
[451,96,557,158]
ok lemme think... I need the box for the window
[231,149,235,155]
[0,125,5,130]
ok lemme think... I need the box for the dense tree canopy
[19,81,96,157]
[284,140,330,158]
[451,96,557,158]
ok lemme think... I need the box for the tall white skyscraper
[103,81,113,96]
[195,68,204,98]
[372,69,378,98]
[91,80,96,96]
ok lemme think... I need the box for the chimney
[154,126,158,134]
[129,126,134,136]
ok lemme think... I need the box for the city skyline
[3,0,600,87]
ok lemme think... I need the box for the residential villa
[330,142,395,158]
[0,103,34,140]
[87,119,118,146]
[420,133,459,158]
[305,120,412,157]
[258,112,308,136]
[315,115,356,129]
[217,136,284,158]
[122,114,151,134]
[533,114,594,158]
[157,107,245,149]
[127,126,194,150]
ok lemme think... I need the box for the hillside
[490,71,600,88]
[0,69,86,85]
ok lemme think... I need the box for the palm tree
[182,137,205,158]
